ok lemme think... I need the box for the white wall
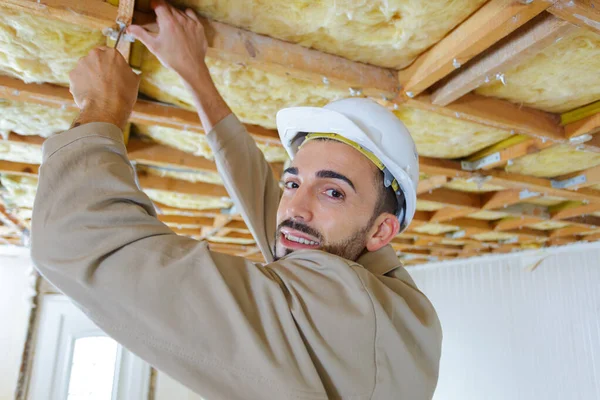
[0,246,33,400]
[155,373,204,400]
[409,242,600,400]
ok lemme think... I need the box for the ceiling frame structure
[1,0,600,265]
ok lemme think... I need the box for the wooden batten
[398,0,552,97]
[431,13,577,106]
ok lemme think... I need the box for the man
[31,1,442,399]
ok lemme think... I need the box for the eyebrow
[317,170,356,192]
[283,167,356,192]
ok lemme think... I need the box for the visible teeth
[284,233,318,246]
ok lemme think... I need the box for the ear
[365,213,400,252]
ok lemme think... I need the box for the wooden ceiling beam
[134,11,399,99]
[550,201,600,220]
[136,170,228,197]
[157,214,215,228]
[430,207,479,223]
[431,13,576,106]
[4,0,400,98]
[0,161,39,177]
[419,157,600,203]
[480,188,540,210]
[548,0,600,35]
[564,113,600,138]
[417,188,482,209]
[2,0,118,29]
[563,214,600,227]
[126,138,218,172]
[493,216,544,231]
[416,175,448,195]
[549,225,595,238]
[398,0,552,97]
[582,232,600,241]
[551,164,600,190]
[463,136,553,171]
[405,93,566,144]
[0,75,280,144]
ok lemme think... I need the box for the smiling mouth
[279,228,321,249]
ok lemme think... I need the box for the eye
[324,189,344,199]
[284,181,299,190]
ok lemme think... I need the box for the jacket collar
[357,245,402,276]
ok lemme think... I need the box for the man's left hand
[69,47,140,130]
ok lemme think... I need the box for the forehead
[292,139,378,182]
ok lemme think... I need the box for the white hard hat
[276,98,419,232]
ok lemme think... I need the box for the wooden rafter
[0,75,280,144]
[552,164,600,190]
[0,159,229,197]
[481,189,541,210]
[405,93,568,144]
[550,201,600,220]
[431,13,577,106]
[548,0,600,35]
[565,113,600,138]
[398,0,553,98]
[463,135,554,170]
[419,156,600,203]
[4,0,400,99]
[2,0,118,29]
[416,175,448,195]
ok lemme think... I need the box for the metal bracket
[102,26,136,43]
[519,189,540,200]
[461,152,501,171]
[550,174,587,189]
[446,230,466,239]
[221,204,238,215]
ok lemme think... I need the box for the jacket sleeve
[205,114,282,262]
[29,123,324,399]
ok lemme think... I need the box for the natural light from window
[66,336,118,400]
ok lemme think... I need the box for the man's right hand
[127,0,209,83]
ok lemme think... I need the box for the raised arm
[128,1,281,261]
[31,47,326,399]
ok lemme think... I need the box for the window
[67,336,119,400]
[27,296,150,400]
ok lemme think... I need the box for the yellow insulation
[144,188,232,210]
[468,210,511,220]
[506,144,600,178]
[443,178,506,193]
[416,200,446,212]
[208,236,256,245]
[476,29,600,113]
[134,124,288,162]
[174,0,487,69]
[581,227,600,236]
[0,141,42,164]
[393,106,513,158]
[140,55,348,130]
[523,196,567,207]
[413,223,459,235]
[0,99,76,138]
[0,174,37,209]
[472,232,518,242]
[527,221,571,231]
[0,6,104,84]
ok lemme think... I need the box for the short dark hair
[372,169,400,220]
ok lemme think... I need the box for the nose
[284,185,314,223]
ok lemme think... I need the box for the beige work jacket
[31,114,442,400]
